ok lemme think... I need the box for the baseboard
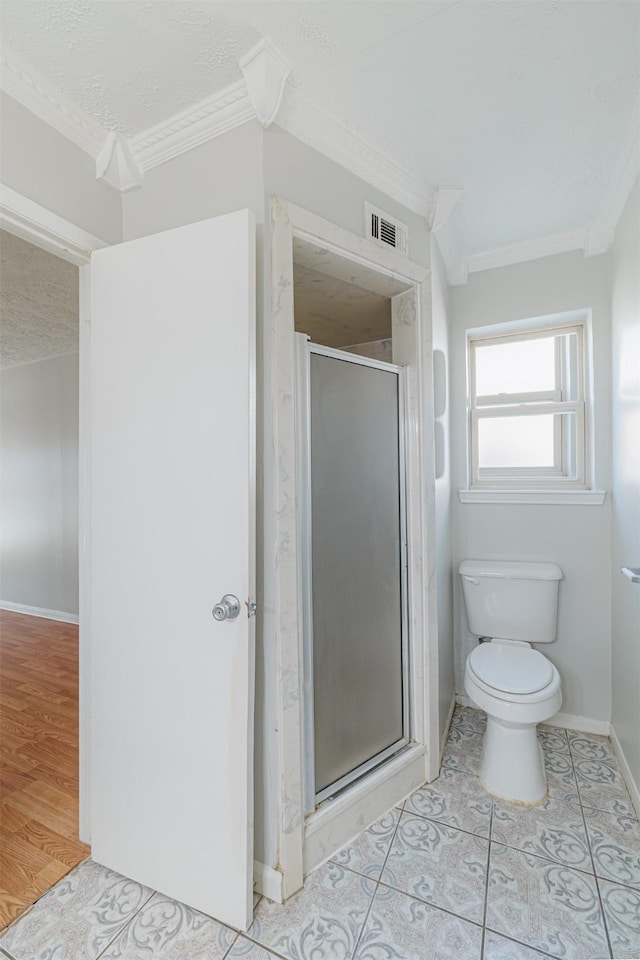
[303,744,426,877]
[253,860,284,903]
[610,726,640,821]
[455,693,611,736]
[0,601,79,624]
[440,693,457,763]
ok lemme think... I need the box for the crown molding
[0,44,106,159]
[465,225,587,276]
[129,80,254,173]
[428,185,464,233]
[96,132,142,193]
[277,91,428,217]
[601,97,640,232]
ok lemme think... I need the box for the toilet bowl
[459,560,564,804]
[464,639,562,803]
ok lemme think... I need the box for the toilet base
[480,716,547,804]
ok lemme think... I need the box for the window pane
[478,414,556,469]
[475,337,556,396]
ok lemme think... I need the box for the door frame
[268,198,440,896]
[0,184,107,845]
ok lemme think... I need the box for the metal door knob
[212,594,241,621]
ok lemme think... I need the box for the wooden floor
[0,610,89,929]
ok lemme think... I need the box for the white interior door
[89,211,255,931]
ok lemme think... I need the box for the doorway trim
[268,197,439,898]
[0,183,106,845]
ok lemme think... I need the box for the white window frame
[468,322,588,490]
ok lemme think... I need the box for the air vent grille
[365,203,408,256]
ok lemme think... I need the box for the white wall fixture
[428,186,465,233]
[95,132,142,193]
[239,39,290,128]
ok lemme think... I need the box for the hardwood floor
[0,610,89,929]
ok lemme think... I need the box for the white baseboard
[253,861,284,903]
[0,600,79,624]
[441,693,457,763]
[610,726,640,821]
[455,693,611,736]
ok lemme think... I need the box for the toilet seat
[467,640,554,695]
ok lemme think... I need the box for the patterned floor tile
[442,737,483,776]
[227,937,284,959]
[404,767,492,836]
[584,810,640,888]
[448,707,486,745]
[330,809,400,882]
[0,860,153,960]
[537,728,570,757]
[381,812,489,923]
[248,862,374,960]
[483,931,558,959]
[543,751,578,801]
[574,757,636,817]
[599,878,640,960]
[354,884,483,960]
[486,844,609,960]
[567,732,616,764]
[97,893,237,958]
[491,796,592,872]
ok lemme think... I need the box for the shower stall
[297,337,410,811]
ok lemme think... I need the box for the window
[467,320,588,490]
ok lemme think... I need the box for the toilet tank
[459,560,563,644]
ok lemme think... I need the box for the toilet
[459,559,563,804]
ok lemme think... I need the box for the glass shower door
[301,341,409,806]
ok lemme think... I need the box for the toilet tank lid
[459,560,563,581]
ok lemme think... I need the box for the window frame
[467,322,588,491]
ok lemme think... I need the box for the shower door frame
[297,340,411,812]
[268,197,440,900]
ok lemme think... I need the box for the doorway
[0,229,87,928]
[266,198,440,896]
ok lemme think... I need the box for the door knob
[212,594,241,621]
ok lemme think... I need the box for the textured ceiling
[0,231,78,368]
[1,1,638,256]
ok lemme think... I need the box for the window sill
[458,489,607,505]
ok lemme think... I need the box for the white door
[88,211,255,931]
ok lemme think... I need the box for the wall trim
[276,92,427,217]
[0,184,107,265]
[610,725,640,821]
[129,81,255,173]
[458,489,607,506]
[455,694,611,736]
[303,745,426,878]
[0,601,79,625]
[253,861,284,904]
[1,44,106,159]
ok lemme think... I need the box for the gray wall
[1,352,79,616]
[610,176,640,790]
[450,251,613,722]
[0,93,122,245]
[122,121,265,241]
[431,238,455,740]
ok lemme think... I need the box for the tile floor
[1,706,639,960]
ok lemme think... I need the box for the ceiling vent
[365,202,408,256]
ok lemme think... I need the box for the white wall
[450,251,612,722]
[1,352,79,616]
[0,93,122,245]
[610,176,640,790]
[431,239,455,738]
